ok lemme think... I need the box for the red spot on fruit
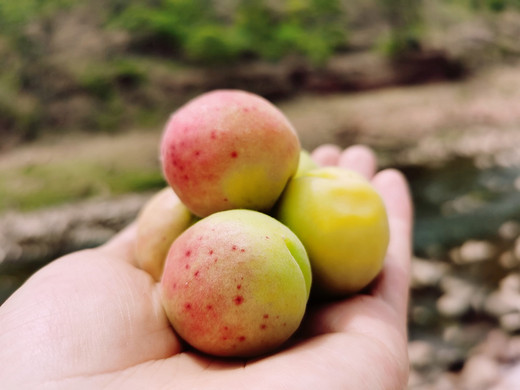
[263,314,269,319]
[232,245,237,251]
[206,305,213,310]
[223,198,228,202]
[265,236,270,239]
[185,264,190,270]
[194,150,201,157]
[209,250,214,255]
[184,303,192,310]
[233,295,244,305]
[211,130,217,140]
[236,284,241,290]
[183,174,189,181]
[214,258,218,263]
[238,336,246,342]
[240,248,245,252]
[185,250,192,257]
[260,324,267,330]
[230,151,238,158]
[194,270,200,277]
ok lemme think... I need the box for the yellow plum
[276,167,389,297]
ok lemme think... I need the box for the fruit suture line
[134,89,389,358]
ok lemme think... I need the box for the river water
[407,157,520,257]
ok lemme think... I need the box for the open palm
[0,145,412,390]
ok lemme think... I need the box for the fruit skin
[295,149,318,178]
[160,209,311,357]
[160,89,300,217]
[276,166,389,297]
[135,187,194,281]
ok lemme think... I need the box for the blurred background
[1,0,520,388]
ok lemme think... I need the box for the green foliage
[1,0,519,148]
[455,0,520,11]
[483,0,520,11]
[377,25,423,58]
[375,0,423,57]
[112,0,348,65]
[0,87,39,140]
[486,0,507,11]
[111,0,223,57]
[232,0,348,64]
[79,71,114,100]
[0,160,165,212]
[112,59,147,88]
[94,97,124,131]
[110,3,182,51]
[235,0,348,64]
[0,0,77,35]
[184,24,243,63]
[78,59,146,100]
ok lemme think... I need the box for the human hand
[0,144,412,390]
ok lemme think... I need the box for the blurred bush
[111,0,348,65]
[0,0,519,146]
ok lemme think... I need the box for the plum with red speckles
[160,89,301,217]
[160,209,311,357]
[135,187,195,281]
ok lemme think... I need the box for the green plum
[295,149,318,177]
[276,166,389,297]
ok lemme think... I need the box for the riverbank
[3,62,520,212]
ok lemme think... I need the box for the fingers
[371,169,413,322]
[311,144,377,180]
[311,144,342,166]
[337,145,377,179]
[99,222,139,265]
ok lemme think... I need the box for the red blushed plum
[160,209,311,358]
[160,89,301,218]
